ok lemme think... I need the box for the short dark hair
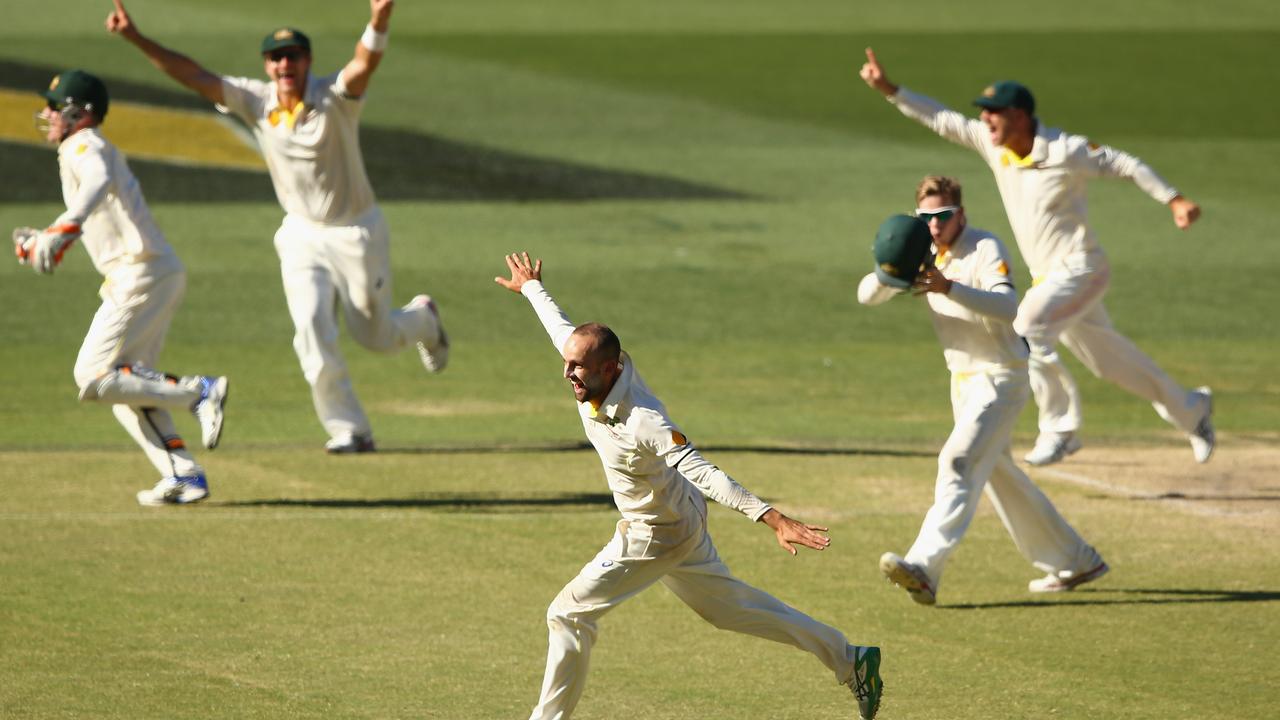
[571,323,621,363]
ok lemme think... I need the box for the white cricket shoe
[879,552,936,606]
[325,434,376,454]
[1188,387,1215,464]
[1028,562,1109,593]
[408,295,449,373]
[192,376,229,450]
[137,474,209,506]
[1025,431,1082,467]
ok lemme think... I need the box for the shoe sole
[203,377,229,450]
[879,553,936,605]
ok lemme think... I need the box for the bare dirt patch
[1030,434,1280,532]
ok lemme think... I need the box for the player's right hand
[30,224,81,274]
[106,0,139,40]
[859,47,897,96]
[495,251,543,293]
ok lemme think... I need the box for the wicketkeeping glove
[29,223,81,274]
[12,227,38,265]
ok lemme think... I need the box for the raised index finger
[865,47,879,67]
[113,0,126,13]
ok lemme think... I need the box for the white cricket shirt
[859,225,1028,374]
[889,88,1179,277]
[521,280,771,530]
[55,128,176,277]
[219,71,375,225]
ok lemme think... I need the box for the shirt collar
[578,351,633,425]
[1001,125,1050,167]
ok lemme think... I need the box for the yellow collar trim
[268,101,306,130]
[1000,148,1037,168]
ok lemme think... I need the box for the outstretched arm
[1076,139,1201,229]
[106,0,224,105]
[340,0,394,98]
[860,47,988,152]
[495,252,576,353]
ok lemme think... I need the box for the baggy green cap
[43,69,109,120]
[973,80,1035,115]
[872,214,933,289]
[261,27,311,54]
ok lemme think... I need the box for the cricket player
[107,0,448,453]
[858,180,1107,605]
[859,48,1214,467]
[14,69,228,506]
[495,252,883,720]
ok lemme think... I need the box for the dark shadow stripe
[217,491,615,512]
[2,59,752,203]
[939,588,1280,610]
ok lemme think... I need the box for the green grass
[3,0,1279,718]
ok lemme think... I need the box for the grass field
[2,1,1278,718]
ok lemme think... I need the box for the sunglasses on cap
[916,206,959,224]
[266,48,306,62]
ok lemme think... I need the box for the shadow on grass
[218,491,614,512]
[940,588,1280,610]
[370,442,934,458]
[2,59,750,204]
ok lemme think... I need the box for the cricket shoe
[137,473,209,506]
[1188,387,1215,464]
[408,294,449,373]
[879,552,936,606]
[1024,431,1082,467]
[844,645,883,720]
[1028,561,1109,593]
[192,375,229,450]
[325,434,376,454]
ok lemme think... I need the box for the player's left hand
[1169,195,1201,229]
[760,508,831,555]
[912,265,952,295]
[30,224,81,274]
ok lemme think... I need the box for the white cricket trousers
[1013,250,1206,435]
[903,366,1101,590]
[73,259,202,479]
[273,205,438,441]
[530,503,861,720]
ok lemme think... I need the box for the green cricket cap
[43,69,109,120]
[973,80,1035,115]
[261,27,311,54]
[872,214,933,289]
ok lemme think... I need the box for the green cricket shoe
[847,645,883,719]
